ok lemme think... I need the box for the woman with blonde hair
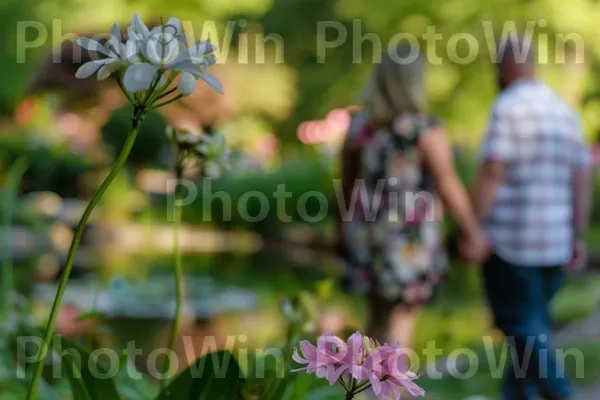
[337,45,488,349]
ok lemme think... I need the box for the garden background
[1,0,600,398]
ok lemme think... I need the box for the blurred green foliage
[5,0,600,146]
[101,105,170,170]
[0,136,91,198]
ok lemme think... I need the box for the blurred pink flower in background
[56,112,90,154]
[252,133,280,155]
[297,107,353,144]
[324,108,351,134]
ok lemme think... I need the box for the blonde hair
[362,45,426,126]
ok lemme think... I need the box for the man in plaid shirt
[472,35,592,400]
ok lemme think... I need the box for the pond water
[25,249,340,357]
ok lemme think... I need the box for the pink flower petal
[318,333,345,350]
[292,349,309,364]
[389,383,401,400]
[350,365,370,381]
[327,365,349,385]
[299,341,318,361]
[347,332,363,347]
[318,333,348,362]
[401,379,426,396]
[387,350,409,376]
[315,364,328,379]
[369,373,382,395]
[405,371,418,379]
[324,364,340,385]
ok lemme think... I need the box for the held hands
[459,227,490,264]
[564,238,587,273]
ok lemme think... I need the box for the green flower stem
[116,75,134,104]
[344,378,358,399]
[149,94,184,111]
[147,72,176,105]
[142,72,164,106]
[352,383,373,396]
[26,109,145,400]
[337,377,350,392]
[156,88,177,101]
[2,156,28,316]
[162,164,184,390]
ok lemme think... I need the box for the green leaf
[114,353,158,400]
[55,336,122,400]
[304,385,344,400]
[156,350,244,400]
[243,347,290,400]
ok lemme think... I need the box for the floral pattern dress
[340,113,448,305]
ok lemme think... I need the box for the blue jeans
[482,254,575,400]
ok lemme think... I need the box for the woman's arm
[418,127,487,259]
[335,135,362,251]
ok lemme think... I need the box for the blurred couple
[336,35,591,400]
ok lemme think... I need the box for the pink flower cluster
[292,332,425,399]
[297,108,352,144]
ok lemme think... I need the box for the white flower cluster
[166,126,231,179]
[75,14,221,105]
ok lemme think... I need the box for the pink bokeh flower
[292,332,425,399]
[297,107,352,144]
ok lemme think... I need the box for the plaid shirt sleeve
[479,103,515,164]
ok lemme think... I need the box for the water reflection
[29,250,334,373]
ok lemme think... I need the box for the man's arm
[419,127,488,261]
[471,160,507,220]
[471,104,513,220]
[571,121,593,241]
[572,167,592,241]
[567,122,593,271]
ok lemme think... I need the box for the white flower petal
[178,72,197,96]
[145,29,184,65]
[198,72,223,94]
[189,40,216,57]
[144,42,163,65]
[149,26,164,37]
[178,30,189,47]
[123,63,159,93]
[201,54,217,68]
[165,17,182,37]
[130,13,150,41]
[123,40,140,64]
[158,73,168,87]
[108,23,122,56]
[76,38,109,55]
[97,63,113,80]
[127,24,137,43]
[75,59,109,79]
[168,59,202,75]
[164,41,186,65]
